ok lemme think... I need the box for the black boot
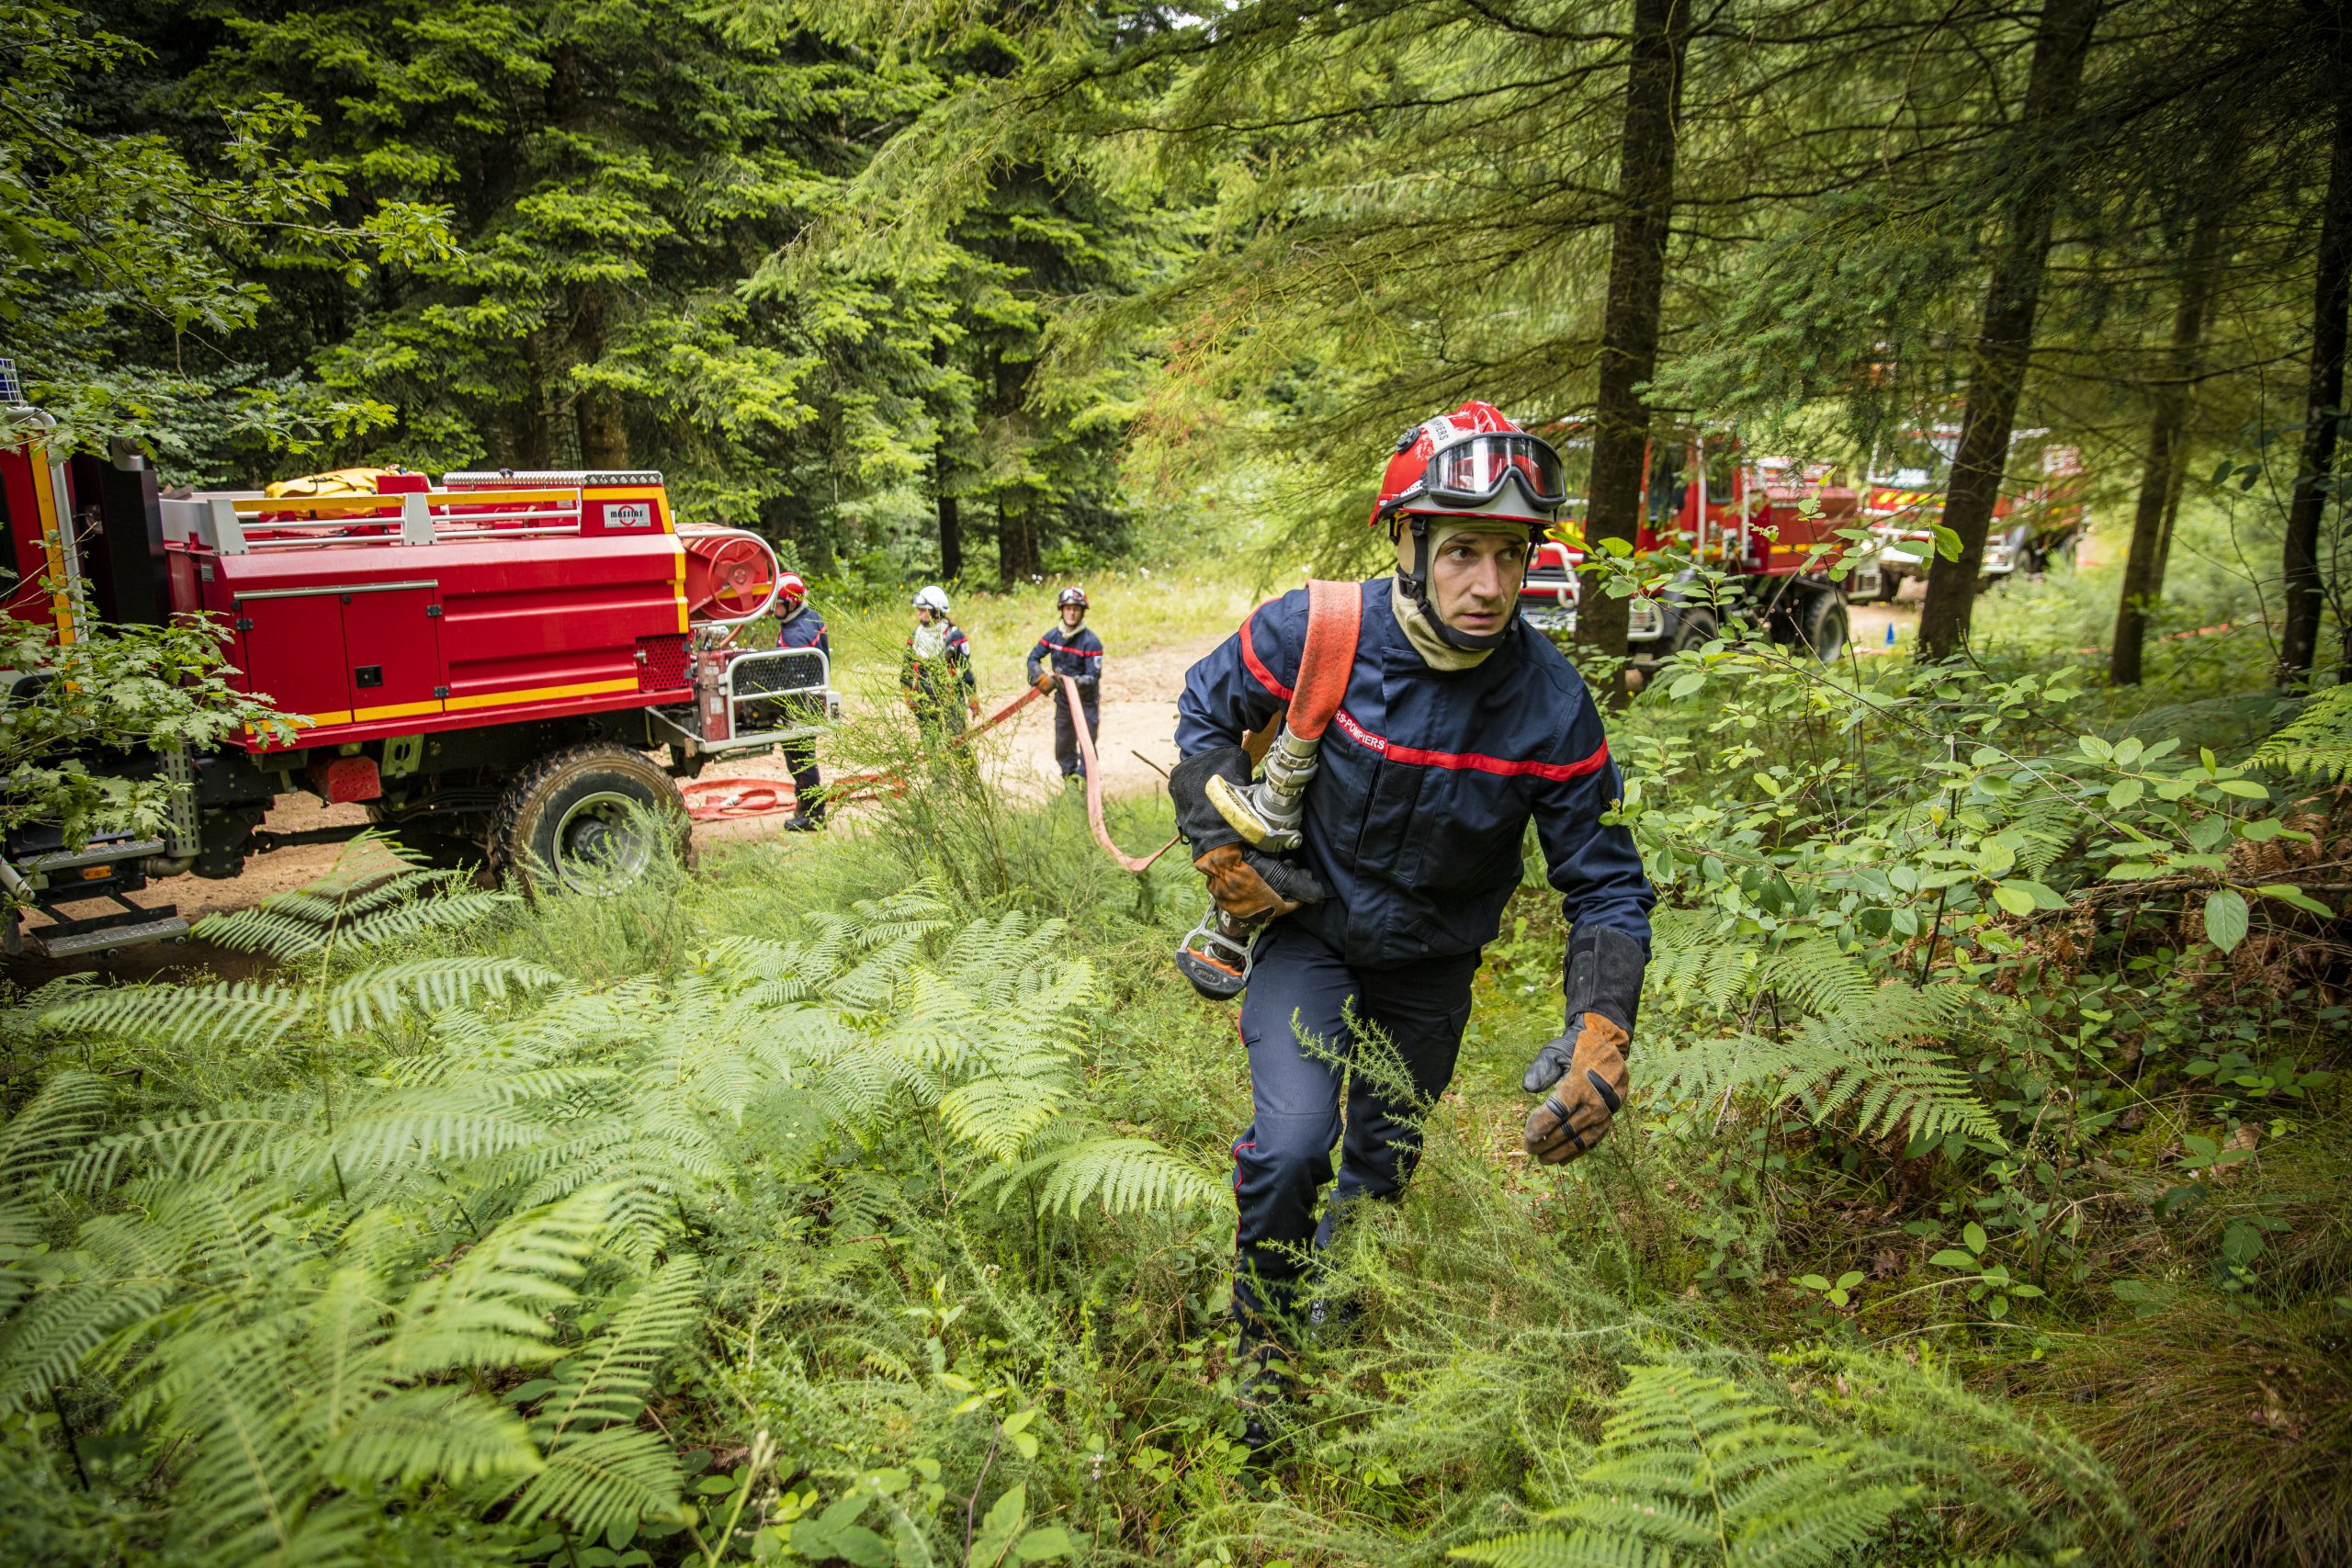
[1306,1292,1362,1346]
[783,812,820,832]
[1235,1327,1296,1457]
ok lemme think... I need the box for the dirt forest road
[13,596,1933,973]
[54,628,1230,938]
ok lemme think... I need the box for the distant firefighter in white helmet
[901,584,979,771]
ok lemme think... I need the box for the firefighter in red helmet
[770,571,831,831]
[1169,400,1655,1453]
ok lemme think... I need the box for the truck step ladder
[26,906,191,959]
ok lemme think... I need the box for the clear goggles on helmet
[1420,433,1566,510]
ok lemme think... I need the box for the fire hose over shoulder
[1174,580,1363,999]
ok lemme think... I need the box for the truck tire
[493,743,686,895]
[1795,592,1849,663]
[1667,607,1719,655]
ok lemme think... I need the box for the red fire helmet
[1369,400,1566,532]
[775,570,808,611]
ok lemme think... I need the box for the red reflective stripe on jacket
[1329,706,1609,781]
[1240,609,1294,699]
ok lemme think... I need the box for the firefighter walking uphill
[773,571,830,832]
[1170,400,1656,1452]
[1027,586,1104,782]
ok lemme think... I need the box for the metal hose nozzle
[1204,728,1319,852]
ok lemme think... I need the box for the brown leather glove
[1521,1012,1631,1165]
[1033,671,1055,694]
[1194,843,1328,919]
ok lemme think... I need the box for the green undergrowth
[2,610,2347,1566]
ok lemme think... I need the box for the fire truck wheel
[1667,608,1719,655]
[494,744,687,895]
[1795,592,1849,663]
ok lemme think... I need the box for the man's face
[1398,522,1528,637]
[914,606,936,626]
[1060,604,1083,628]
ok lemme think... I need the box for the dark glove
[1194,843,1328,919]
[1521,927,1647,1166]
[1170,746,1251,855]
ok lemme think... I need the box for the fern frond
[0,1260,171,1415]
[1450,1530,1669,1568]
[62,1107,305,1191]
[508,1426,685,1536]
[323,957,560,1033]
[0,1069,109,1190]
[528,1257,701,1446]
[323,1386,543,1489]
[938,1069,1069,1160]
[41,980,301,1048]
[983,1136,1230,1218]
[334,890,516,951]
[322,1081,560,1181]
[1751,935,1874,1018]
[192,903,354,960]
[2254,683,2352,781]
[1525,1364,1919,1568]
[390,1185,617,1366]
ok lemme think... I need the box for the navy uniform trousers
[1230,919,1481,1327]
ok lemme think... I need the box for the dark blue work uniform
[903,623,978,765]
[1175,577,1654,1325]
[1026,623,1104,777]
[775,604,831,819]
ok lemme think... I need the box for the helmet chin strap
[1396,517,1518,651]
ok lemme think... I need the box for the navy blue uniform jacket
[1175,577,1655,967]
[902,625,975,702]
[1026,624,1103,688]
[776,604,831,657]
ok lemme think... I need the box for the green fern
[1648,916,2007,1149]
[192,830,512,959]
[42,978,304,1048]
[2253,682,2352,782]
[0,875,1219,1563]
[978,1134,1232,1218]
[508,1256,699,1537]
[1453,1364,1922,1568]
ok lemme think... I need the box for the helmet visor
[1425,434,1566,510]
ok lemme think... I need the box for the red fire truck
[1855,429,2090,602]
[0,369,834,958]
[1517,434,1865,664]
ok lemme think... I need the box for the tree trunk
[1917,0,2102,662]
[2150,434,2189,601]
[578,390,629,469]
[2281,17,2352,688]
[938,490,964,582]
[1578,0,1692,661]
[574,296,630,470]
[997,500,1038,587]
[2110,209,2222,685]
